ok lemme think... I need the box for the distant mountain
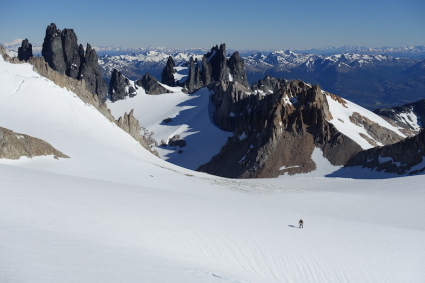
[292,45,425,59]
[244,52,423,109]
[97,47,424,110]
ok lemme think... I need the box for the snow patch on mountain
[324,91,406,149]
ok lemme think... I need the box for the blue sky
[1,0,424,50]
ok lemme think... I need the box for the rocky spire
[174,43,249,93]
[42,23,66,73]
[61,29,82,79]
[109,69,137,102]
[208,44,229,82]
[161,56,176,86]
[227,51,249,88]
[79,43,108,102]
[18,39,33,61]
[41,23,108,102]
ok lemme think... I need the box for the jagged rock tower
[41,23,108,102]
[18,39,33,61]
[161,43,249,93]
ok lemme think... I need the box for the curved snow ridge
[324,92,406,149]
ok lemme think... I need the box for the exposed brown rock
[198,79,363,178]
[115,110,159,157]
[349,112,404,145]
[0,127,69,160]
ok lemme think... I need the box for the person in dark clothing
[299,219,304,228]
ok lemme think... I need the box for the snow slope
[1,56,425,283]
[324,91,406,149]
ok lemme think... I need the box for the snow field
[107,84,232,170]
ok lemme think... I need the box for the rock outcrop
[349,112,404,146]
[161,56,176,86]
[41,23,108,102]
[135,73,171,95]
[374,99,425,136]
[18,39,33,61]
[109,69,137,102]
[115,110,159,157]
[0,127,69,160]
[197,77,387,178]
[344,130,425,175]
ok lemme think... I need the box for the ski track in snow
[10,79,24,94]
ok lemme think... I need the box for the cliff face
[344,130,425,175]
[41,23,108,102]
[0,127,69,160]
[198,76,404,178]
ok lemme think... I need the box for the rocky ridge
[0,126,69,160]
[0,45,157,157]
[374,99,425,136]
[344,130,425,175]
[198,75,404,178]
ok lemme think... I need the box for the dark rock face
[197,78,365,178]
[109,69,137,102]
[161,56,176,86]
[208,44,229,82]
[61,29,81,79]
[41,23,108,102]
[344,130,425,175]
[0,126,69,160]
[18,39,33,61]
[42,23,66,73]
[227,51,249,88]
[79,44,108,102]
[168,135,186,148]
[251,75,286,94]
[135,73,171,95]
